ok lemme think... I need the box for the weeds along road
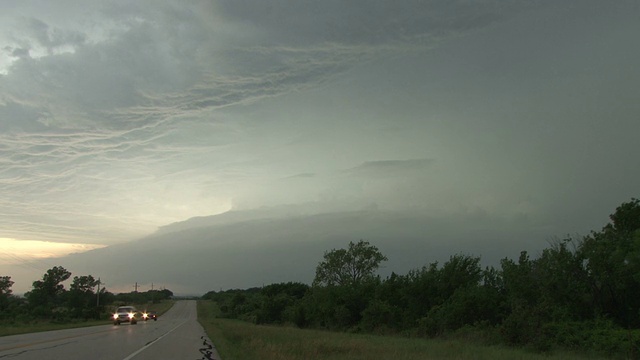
[0,300,220,360]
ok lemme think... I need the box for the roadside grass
[197,301,608,360]
[0,300,175,337]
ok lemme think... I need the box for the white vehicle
[113,306,139,325]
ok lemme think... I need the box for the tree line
[0,269,173,322]
[203,198,640,358]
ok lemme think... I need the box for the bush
[542,320,640,358]
[415,308,441,337]
[50,307,71,324]
[447,323,502,345]
[360,299,398,332]
[282,303,307,328]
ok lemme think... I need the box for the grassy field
[0,300,175,337]
[197,301,609,360]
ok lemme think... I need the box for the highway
[0,300,220,360]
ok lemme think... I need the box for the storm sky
[1,1,639,294]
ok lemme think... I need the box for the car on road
[142,310,157,321]
[113,306,140,325]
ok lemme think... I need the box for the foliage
[25,266,72,316]
[258,282,309,325]
[201,198,640,358]
[313,240,388,287]
[113,288,173,304]
[0,300,176,337]
[304,279,378,330]
[0,276,15,313]
[197,300,605,360]
[202,287,263,321]
[3,198,639,358]
[66,275,101,319]
[579,198,640,327]
[0,275,14,296]
[1,266,174,323]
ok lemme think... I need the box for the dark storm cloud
[56,206,553,295]
[1,0,535,132]
[214,0,532,46]
[0,0,530,246]
[1,0,638,295]
[0,100,50,132]
[285,173,316,179]
[7,47,30,59]
[344,159,436,178]
[23,17,87,53]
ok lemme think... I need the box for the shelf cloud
[0,0,638,294]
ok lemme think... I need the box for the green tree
[67,275,100,318]
[608,198,640,234]
[0,276,14,312]
[26,266,71,316]
[313,240,388,287]
[407,254,488,335]
[499,251,544,345]
[534,238,591,321]
[402,262,440,323]
[435,254,483,302]
[373,272,410,329]
[400,254,484,330]
[70,275,99,293]
[303,279,378,330]
[578,198,640,327]
[0,276,13,296]
[258,282,309,325]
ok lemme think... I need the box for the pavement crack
[144,338,159,346]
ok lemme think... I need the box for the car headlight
[142,313,148,318]
[128,313,134,319]
[113,314,118,319]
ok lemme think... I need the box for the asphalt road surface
[0,300,221,360]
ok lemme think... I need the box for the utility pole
[96,278,101,307]
[134,282,138,293]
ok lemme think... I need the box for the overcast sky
[1,1,639,293]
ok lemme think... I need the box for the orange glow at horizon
[0,238,106,264]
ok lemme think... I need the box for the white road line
[121,320,188,360]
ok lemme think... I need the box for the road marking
[122,320,188,360]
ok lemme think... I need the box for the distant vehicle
[142,310,157,321]
[113,306,139,325]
